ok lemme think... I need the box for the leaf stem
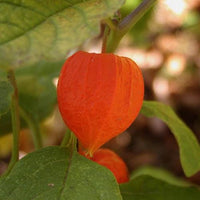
[5,69,20,175]
[105,0,156,53]
[19,107,43,150]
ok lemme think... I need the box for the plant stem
[70,132,77,151]
[61,128,71,147]
[5,69,20,175]
[103,18,117,30]
[101,26,110,53]
[119,0,156,34]
[106,0,156,53]
[19,107,42,149]
[61,129,77,150]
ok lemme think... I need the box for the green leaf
[0,146,122,200]
[15,59,64,79]
[141,101,200,177]
[131,166,189,187]
[0,61,60,135]
[0,0,124,69]
[120,175,200,200]
[0,80,14,116]
[0,113,13,135]
[17,75,56,121]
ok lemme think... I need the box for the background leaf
[0,146,122,200]
[131,166,190,187]
[16,74,56,121]
[0,0,124,69]
[120,175,200,200]
[0,61,62,135]
[0,80,13,117]
[141,101,200,177]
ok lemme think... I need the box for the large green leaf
[0,0,124,69]
[0,80,13,117]
[141,101,200,177]
[120,175,200,200]
[0,146,122,200]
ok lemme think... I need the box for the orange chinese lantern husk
[57,51,144,155]
[91,148,129,183]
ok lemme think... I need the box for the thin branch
[106,0,156,53]
[119,0,156,34]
